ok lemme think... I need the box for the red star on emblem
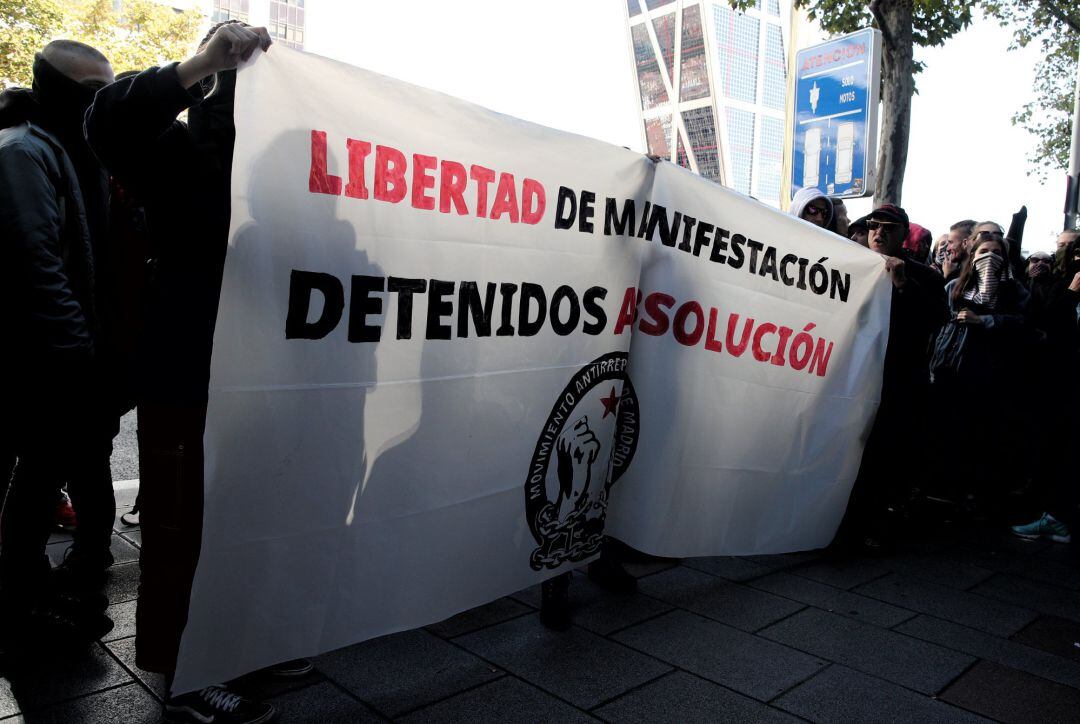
[600,386,620,419]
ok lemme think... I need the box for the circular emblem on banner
[524,351,640,571]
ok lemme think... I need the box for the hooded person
[0,40,117,649]
[84,21,291,724]
[789,186,833,229]
[829,196,850,237]
[902,222,933,264]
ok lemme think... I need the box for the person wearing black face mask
[85,21,286,724]
[0,39,117,649]
[931,229,1031,517]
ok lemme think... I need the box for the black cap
[869,204,909,229]
[849,214,870,233]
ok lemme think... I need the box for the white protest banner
[174,46,890,691]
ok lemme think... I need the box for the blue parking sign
[791,28,881,199]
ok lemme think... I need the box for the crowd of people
[1,20,1078,724]
[788,186,1080,551]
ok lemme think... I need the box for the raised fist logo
[555,416,600,522]
[524,352,640,570]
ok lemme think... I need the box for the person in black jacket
[838,204,947,551]
[932,228,1030,515]
[0,40,116,646]
[85,21,284,724]
[1012,237,1080,543]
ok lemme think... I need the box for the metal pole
[1065,41,1080,230]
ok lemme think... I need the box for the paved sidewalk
[3,481,1080,723]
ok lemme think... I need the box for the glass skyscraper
[625,0,790,206]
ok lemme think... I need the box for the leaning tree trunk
[870,0,915,207]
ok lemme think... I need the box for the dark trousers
[134,401,205,675]
[0,390,116,601]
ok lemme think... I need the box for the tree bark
[870,0,914,207]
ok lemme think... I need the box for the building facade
[624,0,790,207]
[157,0,306,50]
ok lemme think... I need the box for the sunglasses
[804,205,828,218]
[974,230,1004,241]
[866,220,900,231]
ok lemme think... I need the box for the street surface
[1,414,1078,722]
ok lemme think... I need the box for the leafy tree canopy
[983,0,1080,177]
[1,0,202,88]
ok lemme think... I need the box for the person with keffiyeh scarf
[932,227,1031,516]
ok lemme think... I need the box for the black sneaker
[263,658,313,678]
[164,685,276,724]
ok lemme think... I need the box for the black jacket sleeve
[0,141,93,355]
[84,63,201,184]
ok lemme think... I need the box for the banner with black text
[174,47,890,691]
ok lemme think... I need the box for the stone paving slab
[620,557,680,579]
[1002,555,1080,591]
[745,552,823,569]
[104,561,141,606]
[5,682,160,724]
[455,614,671,710]
[789,558,889,590]
[877,552,995,591]
[557,580,674,637]
[399,675,596,723]
[0,644,131,717]
[612,610,827,701]
[119,528,142,548]
[7,529,1080,722]
[855,573,1038,636]
[749,571,916,628]
[637,566,805,632]
[940,660,1080,724]
[895,614,1080,690]
[592,670,802,724]
[759,608,975,695]
[104,637,166,700]
[425,596,534,639]
[45,533,139,568]
[972,574,1080,623]
[505,577,672,636]
[681,551,819,583]
[1010,616,1080,663]
[103,600,138,643]
[774,665,990,724]
[682,556,777,582]
[315,628,501,717]
[265,681,382,723]
[1033,541,1079,565]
